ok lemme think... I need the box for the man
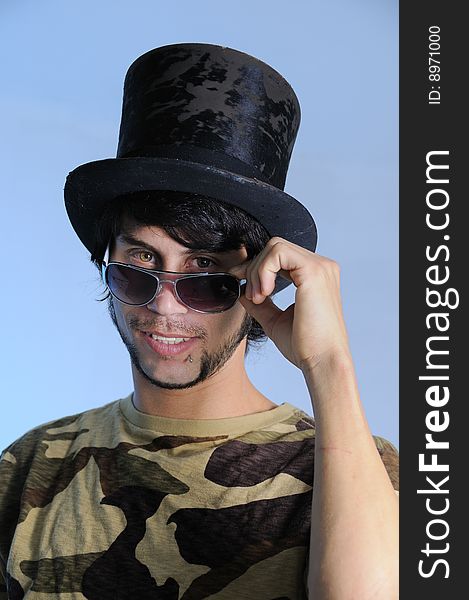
[0,44,398,599]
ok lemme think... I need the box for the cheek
[112,301,132,332]
[212,303,247,333]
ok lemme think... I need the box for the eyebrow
[117,233,230,258]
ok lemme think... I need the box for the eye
[194,256,215,269]
[133,250,154,263]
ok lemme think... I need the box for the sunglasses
[101,245,247,313]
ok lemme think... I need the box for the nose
[145,280,189,315]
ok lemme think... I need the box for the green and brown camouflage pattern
[0,395,399,599]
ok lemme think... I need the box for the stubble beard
[107,298,253,390]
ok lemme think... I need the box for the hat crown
[116,43,301,190]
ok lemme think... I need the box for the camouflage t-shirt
[0,394,399,599]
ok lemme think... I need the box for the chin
[144,354,196,377]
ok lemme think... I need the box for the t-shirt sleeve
[0,450,14,600]
[303,560,309,599]
[0,436,35,597]
[373,435,399,494]
[0,569,6,600]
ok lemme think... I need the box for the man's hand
[230,236,351,372]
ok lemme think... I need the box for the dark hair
[90,190,273,353]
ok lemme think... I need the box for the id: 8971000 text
[428,25,441,105]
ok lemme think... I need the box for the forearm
[304,351,398,600]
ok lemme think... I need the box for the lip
[140,331,199,357]
[144,330,196,338]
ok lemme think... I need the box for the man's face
[107,221,253,390]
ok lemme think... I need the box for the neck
[131,341,276,419]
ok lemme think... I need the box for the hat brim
[64,157,317,294]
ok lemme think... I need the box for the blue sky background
[0,0,398,448]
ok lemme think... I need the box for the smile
[146,333,192,344]
[140,331,199,357]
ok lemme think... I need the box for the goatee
[107,299,253,390]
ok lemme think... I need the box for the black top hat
[64,43,317,294]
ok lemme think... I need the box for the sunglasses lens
[106,265,240,312]
[177,274,240,312]
[106,264,157,305]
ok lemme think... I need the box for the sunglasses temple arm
[101,244,110,282]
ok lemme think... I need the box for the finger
[256,243,307,290]
[250,255,293,302]
[230,239,294,300]
[228,261,253,298]
[241,254,260,300]
[249,258,263,302]
[238,294,283,333]
[228,260,250,279]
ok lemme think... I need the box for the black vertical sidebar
[400,2,465,597]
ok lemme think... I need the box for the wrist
[301,348,362,417]
[300,347,354,378]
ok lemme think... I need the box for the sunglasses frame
[101,244,247,314]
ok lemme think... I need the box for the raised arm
[231,236,399,599]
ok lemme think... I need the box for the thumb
[238,294,283,334]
